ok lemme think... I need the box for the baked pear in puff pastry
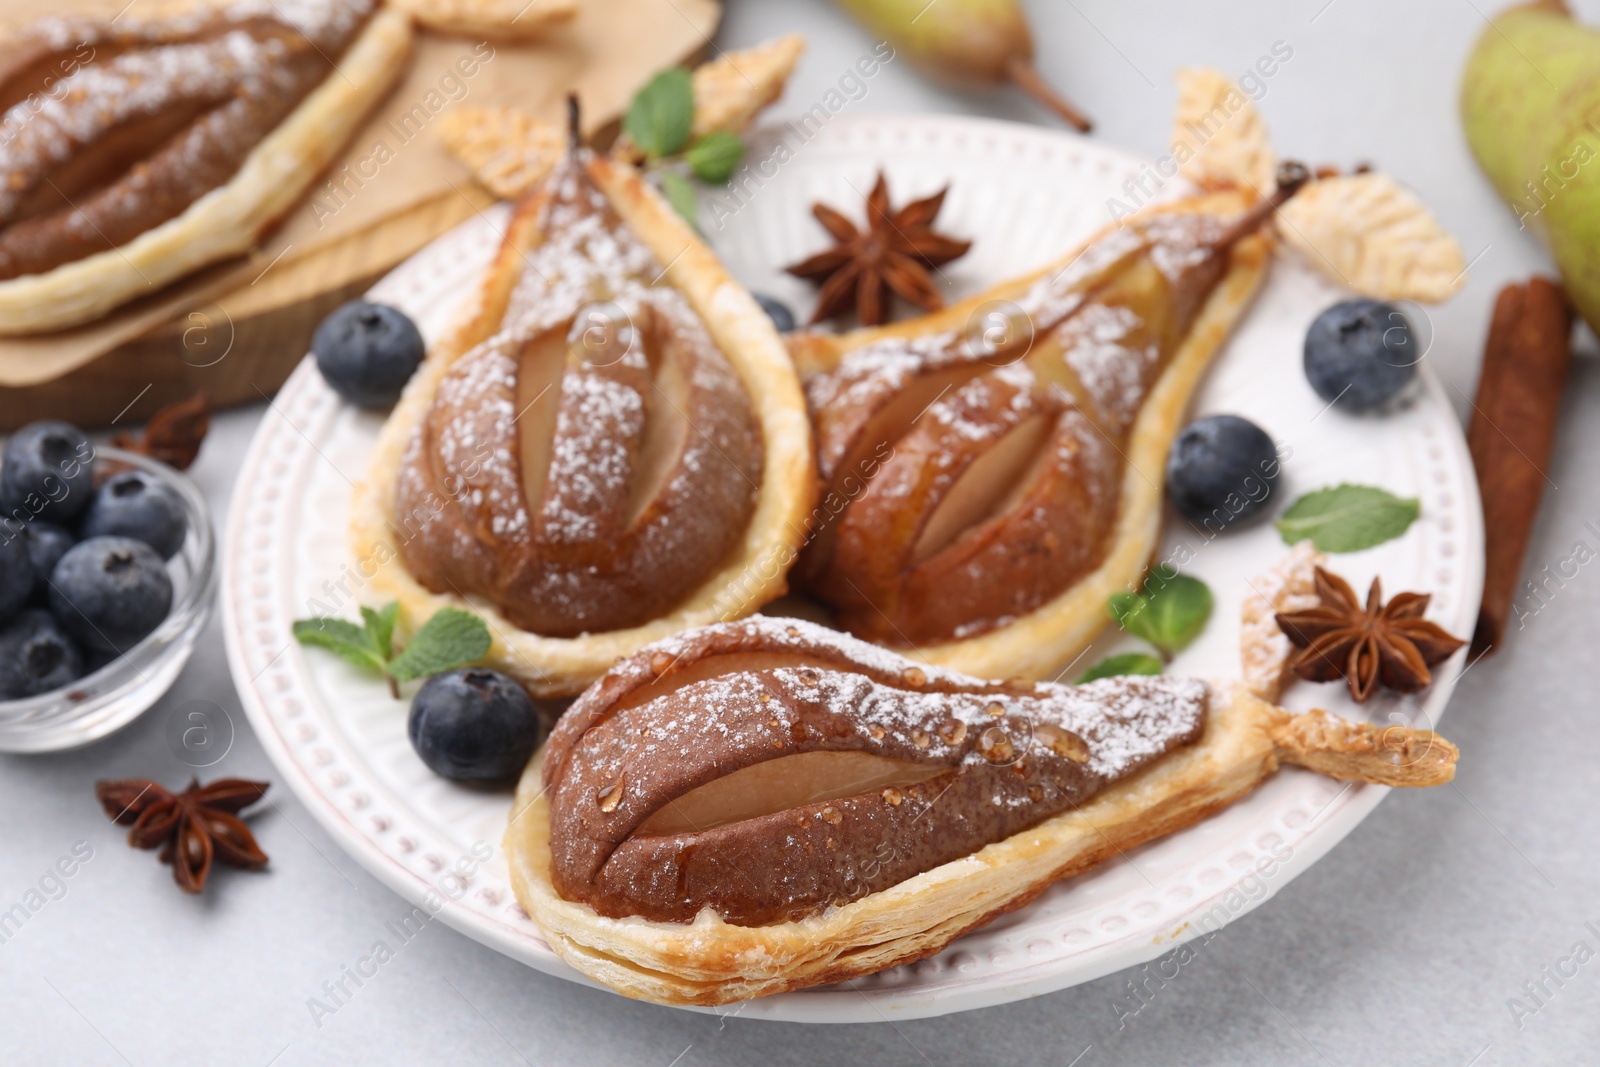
[788,164,1310,682]
[0,0,412,334]
[505,615,1458,1005]
[351,123,816,696]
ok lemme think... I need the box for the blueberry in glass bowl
[0,420,94,525]
[80,471,189,560]
[0,441,215,753]
[0,610,84,700]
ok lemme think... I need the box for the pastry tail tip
[1269,706,1458,788]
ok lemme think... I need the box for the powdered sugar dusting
[1057,302,1154,433]
[1240,540,1326,701]
[541,356,647,543]
[395,152,762,634]
[922,362,1040,445]
[442,153,694,539]
[545,616,1209,922]
[807,211,1225,477]
[1059,675,1209,779]
[566,616,1207,784]
[593,616,987,704]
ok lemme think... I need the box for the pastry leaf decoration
[1077,652,1165,684]
[1108,571,1213,661]
[1276,484,1420,553]
[292,604,490,690]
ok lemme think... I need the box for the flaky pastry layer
[505,681,1455,1005]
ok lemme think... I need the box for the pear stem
[1005,56,1092,133]
[566,92,582,150]
[1209,161,1311,250]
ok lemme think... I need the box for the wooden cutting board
[0,0,721,429]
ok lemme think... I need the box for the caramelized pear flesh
[395,160,762,636]
[804,211,1234,644]
[541,617,1208,925]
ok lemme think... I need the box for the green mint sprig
[1077,569,1211,686]
[1276,483,1420,553]
[293,604,491,697]
[625,68,746,225]
[1076,652,1164,684]
[1107,569,1213,663]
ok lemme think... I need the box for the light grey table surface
[4,1,1598,1063]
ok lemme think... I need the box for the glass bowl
[0,447,216,753]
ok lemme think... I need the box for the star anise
[110,391,212,470]
[1274,567,1466,703]
[786,172,972,327]
[95,777,270,894]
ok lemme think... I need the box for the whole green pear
[1461,0,1600,333]
[834,0,1033,85]
[832,0,1091,130]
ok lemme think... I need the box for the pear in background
[1461,0,1600,333]
[833,0,1092,131]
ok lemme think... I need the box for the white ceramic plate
[221,115,1483,1022]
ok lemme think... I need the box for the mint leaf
[387,607,492,682]
[625,68,693,159]
[685,131,744,183]
[1077,652,1164,684]
[1277,484,1420,553]
[295,602,491,688]
[659,169,699,226]
[292,618,386,673]
[1108,592,1144,631]
[1108,571,1212,659]
[361,603,399,660]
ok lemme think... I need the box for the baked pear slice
[792,167,1307,679]
[351,124,816,697]
[504,616,1458,1006]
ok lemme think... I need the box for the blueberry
[23,522,74,603]
[312,300,425,408]
[48,537,172,656]
[0,609,84,699]
[1303,299,1417,411]
[0,526,29,622]
[1166,414,1282,530]
[752,292,797,333]
[3,517,77,605]
[408,668,544,783]
[80,471,187,560]
[1,420,95,524]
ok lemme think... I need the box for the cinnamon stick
[1467,278,1573,657]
